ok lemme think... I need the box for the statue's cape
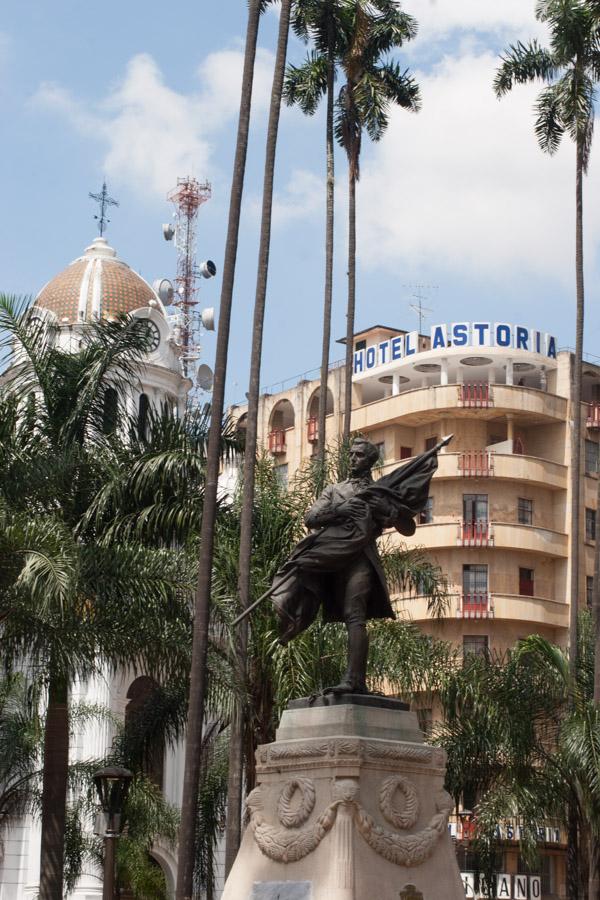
[271,446,441,643]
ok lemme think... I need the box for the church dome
[35,236,166,324]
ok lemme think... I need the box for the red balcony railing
[268,429,286,454]
[459,450,494,477]
[459,593,493,618]
[458,383,492,408]
[307,417,318,443]
[459,520,493,547]
[587,403,600,429]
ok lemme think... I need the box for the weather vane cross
[89,180,119,237]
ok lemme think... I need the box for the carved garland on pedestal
[245,776,453,868]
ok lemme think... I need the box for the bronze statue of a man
[270,435,449,695]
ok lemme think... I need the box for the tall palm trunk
[39,670,69,900]
[343,166,357,441]
[569,135,585,670]
[316,13,336,469]
[224,0,293,877]
[175,3,262,896]
[567,133,585,900]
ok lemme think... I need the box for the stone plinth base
[222,695,465,900]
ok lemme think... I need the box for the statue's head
[348,437,379,477]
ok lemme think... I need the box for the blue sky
[2,1,600,403]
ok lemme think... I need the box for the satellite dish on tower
[201,307,215,331]
[152,278,174,305]
[199,260,217,279]
[197,364,214,391]
[162,223,175,241]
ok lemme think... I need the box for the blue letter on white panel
[495,323,513,347]
[404,331,418,355]
[546,334,557,358]
[354,350,364,374]
[366,347,376,369]
[472,322,491,346]
[391,335,403,360]
[431,324,447,350]
[515,326,529,350]
[379,340,389,365]
[452,323,469,347]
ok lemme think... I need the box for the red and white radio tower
[165,177,213,377]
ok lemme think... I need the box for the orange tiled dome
[35,237,164,323]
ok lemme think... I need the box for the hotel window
[463,564,488,597]
[355,339,367,351]
[587,576,594,608]
[519,568,535,597]
[586,440,599,475]
[586,508,596,542]
[400,446,413,460]
[463,635,488,658]
[419,497,433,525]
[425,435,438,451]
[275,464,289,488]
[518,497,533,525]
[463,494,488,523]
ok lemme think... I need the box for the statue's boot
[323,624,369,694]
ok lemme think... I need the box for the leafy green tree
[335,0,420,439]
[0,297,192,900]
[494,0,600,675]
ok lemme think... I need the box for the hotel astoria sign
[353,322,558,375]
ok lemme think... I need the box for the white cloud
[33,48,274,197]
[270,169,323,226]
[356,49,600,285]
[410,0,543,40]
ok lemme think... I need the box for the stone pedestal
[222,695,465,900]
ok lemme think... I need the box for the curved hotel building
[234,320,598,656]
[231,320,599,899]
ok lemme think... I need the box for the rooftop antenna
[164,177,215,379]
[89,181,119,237]
[404,283,438,334]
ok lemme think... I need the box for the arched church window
[102,387,118,434]
[138,393,149,441]
[125,676,165,791]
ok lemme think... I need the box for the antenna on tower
[403,283,438,334]
[89,181,119,236]
[165,177,215,379]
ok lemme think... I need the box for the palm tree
[0,299,192,900]
[0,674,42,850]
[175,3,268,895]
[225,0,294,874]
[494,0,600,678]
[335,0,420,439]
[285,0,345,464]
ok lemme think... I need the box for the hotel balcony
[350,383,568,431]
[457,592,493,619]
[458,450,494,478]
[397,592,568,629]
[380,451,567,490]
[587,402,600,429]
[458,520,494,547]
[268,429,287,454]
[457,382,493,408]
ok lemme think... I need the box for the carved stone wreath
[277,778,316,828]
[379,776,419,830]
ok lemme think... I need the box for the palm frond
[494,41,557,97]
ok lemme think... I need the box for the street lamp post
[93,766,133,900]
